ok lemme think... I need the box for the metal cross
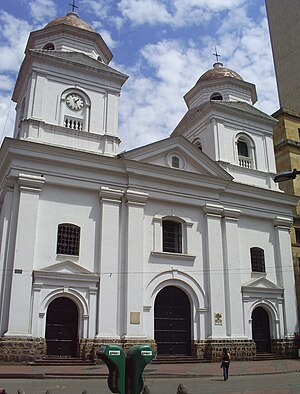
[213,47,221,62]
[69,0,78,12]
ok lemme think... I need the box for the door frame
[154,285,192,356]
[251,306,272,353]
[45,296,79,357]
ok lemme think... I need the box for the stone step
[255,353,286,361]
[153,356,208,364]
[31,357,95,366]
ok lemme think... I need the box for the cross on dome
[69,0,78,12]
[213,47,221,63]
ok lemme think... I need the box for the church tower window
[250,247,265,273]
[163,220,182,253]
[210,92,223,101]
[236,135,255,169]
[43,43,55,50]
[56,223,80,256]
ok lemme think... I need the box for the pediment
[39,260,93,275]
[242,276,283,292]
[124,135,232,180]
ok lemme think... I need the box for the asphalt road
[0,372,300,394]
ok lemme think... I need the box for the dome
[197,62,243,84]
[44,12,95,32]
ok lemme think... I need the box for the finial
[69,0,78,12]
[213,47,221,63]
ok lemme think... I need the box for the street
[0,373,300,394]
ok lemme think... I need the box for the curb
[0,369,300,380]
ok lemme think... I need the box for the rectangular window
[250,247,265,273]
[163,220,182,253]
[57,223,80,255]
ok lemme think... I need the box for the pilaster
[5,173,45,337]
[123,189,148,339]
[222,208,245,337]
[203,203,227,338]
[97,186,123,339]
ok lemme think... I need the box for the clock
[66,93,84,111]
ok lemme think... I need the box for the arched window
[210,92,223,101]
[163,220,182,253]
[56,223,80,256]
[250,247,265,272]
[236,135,255,169]
[193,138,202,151]
[43,43,55,50]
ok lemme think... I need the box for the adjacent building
[0,12,298,362]
[266,0,300,321]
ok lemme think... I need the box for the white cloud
[0,12,32,73]
[118,0,172,25]
[0,75,14,91]
[118,0,247,27]
[117,3,278,151]
[28,0,57,23]
[0,95,15,145]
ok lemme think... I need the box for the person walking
[220,347,231,381]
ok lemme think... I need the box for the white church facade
[0,12,298,362]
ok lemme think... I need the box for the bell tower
[12,12,128,156]
[172,62,278,190]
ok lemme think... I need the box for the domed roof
[44,12,95,32]
[197,62,243,84]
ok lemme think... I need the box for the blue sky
[0,0,278,151]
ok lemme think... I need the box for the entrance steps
[153,356,208,364]
[255,353,286,361]
[31,357,95,366]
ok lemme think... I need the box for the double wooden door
[46,297,78,357]
[154,286,191,356]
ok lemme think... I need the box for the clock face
[66,93,84,111]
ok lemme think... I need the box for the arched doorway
[154,286,191,356]
[46,297,79,357]
[252,307,271,353]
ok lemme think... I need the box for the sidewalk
[0,359,299,379]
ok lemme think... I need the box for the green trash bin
[126,345,156,394]
[97,344,126,394]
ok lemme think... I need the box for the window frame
[56,223,81,256]
[236,133,256,169]
[162,219,183,254]
[250,247,266,273]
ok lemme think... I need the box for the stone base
[0,336,298,362]
[0,337,45,362]
[272,338,299,358]
[192,339,256,361]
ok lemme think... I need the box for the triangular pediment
[39,260,93,275]
[242,276,283,291]
[124,135,232,180]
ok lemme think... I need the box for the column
[124,189,148,339]
[222,208,245,338]
[97,186,123,339]
[203,203,227,338]
[273,216,299,335]
[5,173,45,337]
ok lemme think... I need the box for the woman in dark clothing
[220,347,231,381]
